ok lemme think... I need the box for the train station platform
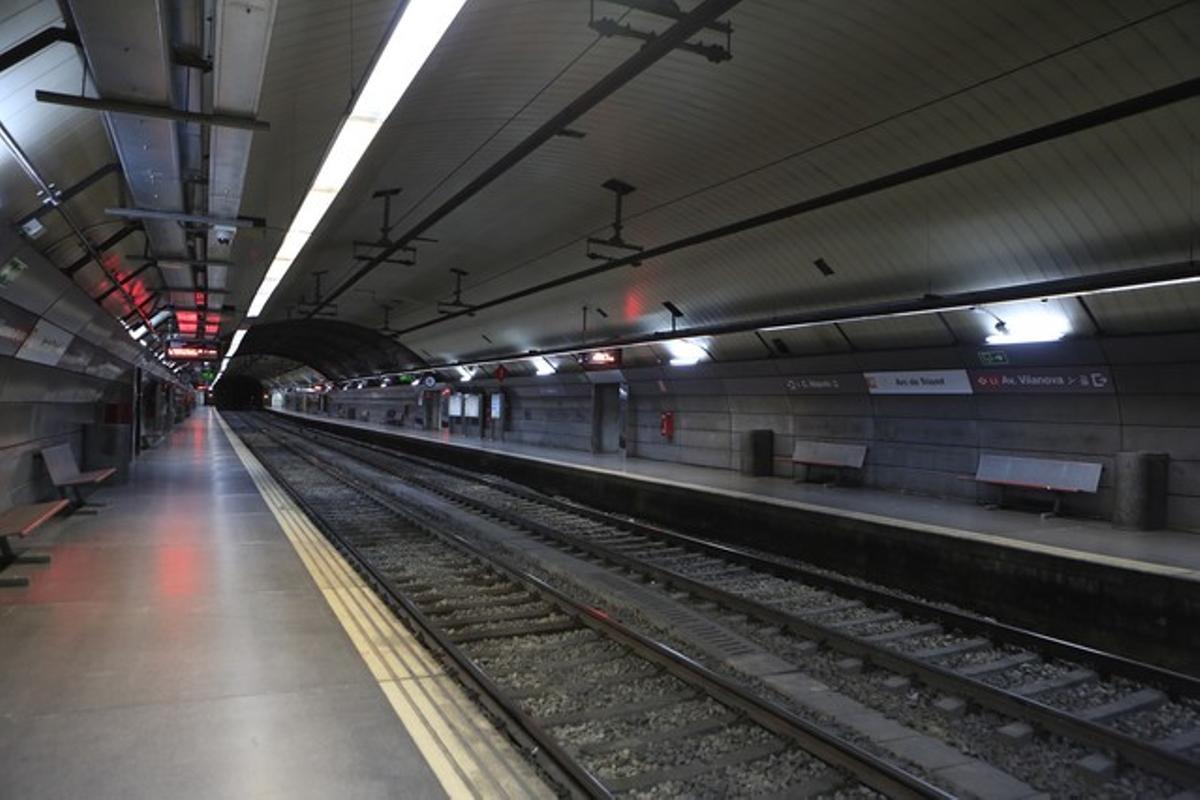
[270,408,1200,674]
[271,408,1200,578]
[0,408,550,800]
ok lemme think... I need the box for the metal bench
[41,443,116,511]
[0,499,70,587]
[791,440,868,485]
[972,453,1102,518]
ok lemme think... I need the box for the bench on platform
[791,440,868,485]
[41,443,116,511]
[0,499,69,587]
[972,453,1102,518]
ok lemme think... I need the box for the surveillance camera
[213,224,236,246]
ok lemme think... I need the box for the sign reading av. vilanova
[863,369,973,395]
[969,366,1115,394]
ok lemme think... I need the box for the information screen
[448,394,463,416]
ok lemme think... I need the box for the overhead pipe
[34,90,269,131]
[373,257,1200,375]
[307,0,745,317]
[14,161,120,228]
[397,75,1200,338]
[62,223,142,276]
[0,120,157,332]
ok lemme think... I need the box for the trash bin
[1113,451,1169,530]
[742,429,774,477]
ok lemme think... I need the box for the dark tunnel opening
[212,375,265,411]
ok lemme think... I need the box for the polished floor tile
[0,409,446,799]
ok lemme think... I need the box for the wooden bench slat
[0,499,71,538]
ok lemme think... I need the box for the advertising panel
[464,394,481,418]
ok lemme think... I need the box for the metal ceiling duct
[65,0,275,336]
[65,0,188,284]
[205,0,277,314]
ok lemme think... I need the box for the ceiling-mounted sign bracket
[588,0,732,64]
[587,178,645,265]
[352,187,418,265]
[296,271,339,318]
[436,268,477,316]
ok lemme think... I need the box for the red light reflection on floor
[156,544,200,599]
[2,544,95,605]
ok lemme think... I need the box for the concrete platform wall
[621,335,1200,530]
[291,331,1200,531]
[0,231,179,512]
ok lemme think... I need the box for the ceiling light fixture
[666,339,707,367]
[456,365,475,382]
[244,0,467,319]
[982,309,1069,345]
[530,356,556,376]
[149,308,174,328]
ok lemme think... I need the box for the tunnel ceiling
[3,2,1198,381]
[230,319,426,381]
[239,0,1200,367]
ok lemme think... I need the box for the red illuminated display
[579,349,622,370]
[174,310,220,339]
[167,345,219,361]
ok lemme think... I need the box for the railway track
[229,414,949,799]
[251,411,1200,797]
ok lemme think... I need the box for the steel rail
[262,413,1200,789]
[242,415,953,800]
[235,420,608,798]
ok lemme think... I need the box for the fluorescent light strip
[244,0,467,319]
[227,328,248,359]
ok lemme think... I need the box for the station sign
[783,373,866,394]
[864,369,973,395]
[976,350,1009,366]
[167,344,220,361]
[969,366,1114,394]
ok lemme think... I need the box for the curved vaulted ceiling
[235,0,1199,372]
[3,1,1198,384]
[228,319,425,380]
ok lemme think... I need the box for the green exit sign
[977,350,1009,366]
